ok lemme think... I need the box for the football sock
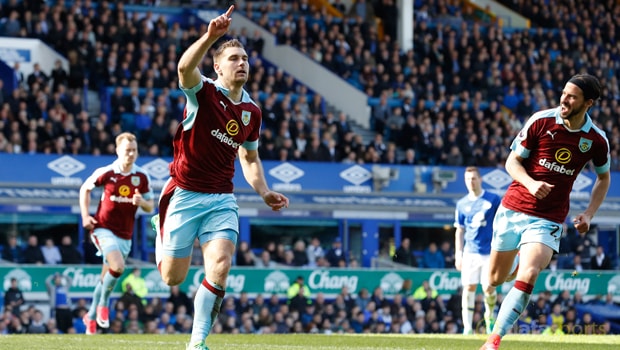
[87,280,102,319]
[100,268,121,307]
[462,289,475,333]
[494,280,533,336]
[484,290,497,321]
[191,278,225,344]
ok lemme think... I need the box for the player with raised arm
[151,6,289,350]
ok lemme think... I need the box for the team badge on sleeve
[578,137,592,152]
[241,110,251,126]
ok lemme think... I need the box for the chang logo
[264,271,290,293]
[608,275,620,295]
[380,272,404,295]
[554,148,571,164]
[226,120,240,136]
[3,268,32,292]
[144,269,170,294]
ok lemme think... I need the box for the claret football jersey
[171,77,262,193]
[83,160,154,239]
[502,107,610,223]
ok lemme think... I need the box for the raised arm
[177,5,235,88]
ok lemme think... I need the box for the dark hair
[568,74,601,101]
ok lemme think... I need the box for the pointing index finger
[225,5,234,18]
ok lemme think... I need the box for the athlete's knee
[109,263,125,276]
[488,271,504,287]
[208,253,233,276]
[160,271,185,286]
[518,265,542,283]
[157,261,187,286]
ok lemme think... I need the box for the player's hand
[262,191,289,211]
[82,215,97,231]
[207,5,234,39]
[526,180,554,199]
[455,256,462,271]
[573,213,592,234]
[132,188,143,206]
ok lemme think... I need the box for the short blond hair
[116,132,137,147]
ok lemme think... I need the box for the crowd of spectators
[2,223,615,272]
[2,272,618,335]
[1,0,619,169]
[1,234,83,265]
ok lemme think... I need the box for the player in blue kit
[151,6,289,350]
[454,166,502,335]
[480,74,611,349]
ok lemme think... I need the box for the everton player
[480,73,611,349]
[151,6,289,350]
[454,166,502,335]
[80,132,154,334]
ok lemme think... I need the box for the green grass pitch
[1,334,619,349]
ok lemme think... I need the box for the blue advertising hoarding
[0,154,619,222]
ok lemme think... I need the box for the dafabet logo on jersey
[538,148,576,176]
[211,119,242,149]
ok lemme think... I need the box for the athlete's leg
[481,255,497,334]
[97,234,128,328]
[461,252,482,335]
[488,249,519,286]
[482,284,497,334]
[155,181,196,286]
[462,284,477,334]
[100,249,125,305]
[86,264,106,321]
[84,262,105,334]
[191,235,236,346]
[493,242,554,336]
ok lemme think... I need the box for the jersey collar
[554,107,593,132]
[112,160,136,175]
[213,79,248,103]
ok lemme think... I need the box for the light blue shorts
[161,188,239,258]
[91,228,132,264]
[491,205,562,253]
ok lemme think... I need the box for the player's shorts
[491,205,562,253]
[460,252,490,287]
[158,178,239,259]
[91,228,131,264]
